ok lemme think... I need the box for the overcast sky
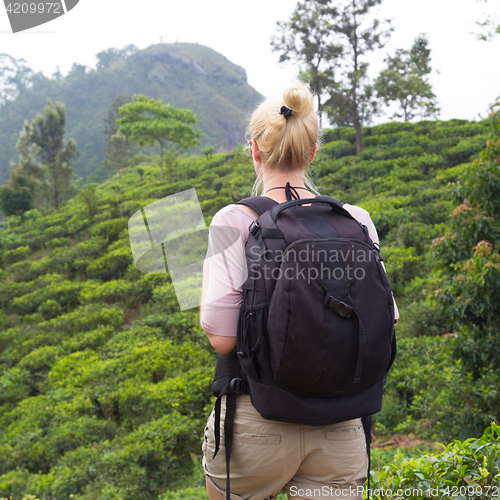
[1,0,499,125]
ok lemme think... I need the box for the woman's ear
[253,140,262,163]
[310,143,319,163]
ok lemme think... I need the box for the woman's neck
[262,171,305,191]
[261,172,315,202]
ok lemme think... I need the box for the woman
[200,81,399,500]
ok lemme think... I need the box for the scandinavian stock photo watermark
[288,484,500,498]
[128,188,246,311]
[3,0,79,33]
[247,243,374,282]
[128,188,373,311]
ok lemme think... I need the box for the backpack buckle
[325,295,354,319]
[249,221,260,235]
[373,242,384,261]
[229,377,246,394]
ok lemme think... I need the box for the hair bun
[282,81,314,118]
[247,80,319,171]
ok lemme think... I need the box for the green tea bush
[47,304,124,332]
[375,336,453,435]
[359,146,424,161]
[78,279,141,306]
[394,294,450,338]
[44,237,73,249]
[9,280,83,315]
[441,137,488,166]
[322,126,357,144]
[7,260,39,282]
[428,123,487,140]
[369,423,500,499]
[38,299,63,320]
[385,222,438,255]
[382,246,421,301]
[159,486,207,500]
[30,247,80,276]
[89,218,128,243]
[0,280,34,308]
[0,305,124,369]
[365,132,413,147]
[64,215,93,236]
[427,137,462,155]
[322,140,356,159]
[59,325,116,354]
[71,237,107,273]
[86,246,132,280]
[371,122,415,136]
[0,365,32,407]
[410,153,446,175]
[2,245,31,265]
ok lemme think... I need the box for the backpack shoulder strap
[236,196,278,216]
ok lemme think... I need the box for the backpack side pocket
[237,302,273,385]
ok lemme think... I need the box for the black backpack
[209,195,397,499]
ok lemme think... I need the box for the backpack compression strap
[236,196,278,216]
[361,415,373,500]
[211,350,246,500]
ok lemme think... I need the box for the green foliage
[159,486,207,500]
[321,140,357,159]
[117,94,201,178]
[376,34,440,121]
[322,126,357,144]
[0,168,36,217]
[78,279,142,307]
[78,182,99,218]
[382,246,420,298]
[322,0,392,151]
[201,145,214,159]
[18,98,80,211]
[271,0,342,127]
[96,44,138,70]
[0,44,262,187]
[102,95,135,179]
[89,218,128,242]
[369,423,500,499]
[431,107,500,371]
[0,115,496,497]
[273,0,391,149]
[2,244,30,265]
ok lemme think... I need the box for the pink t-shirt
[201,201,399,337]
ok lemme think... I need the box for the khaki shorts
[202,394,368,500]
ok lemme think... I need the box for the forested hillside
[0,116,498,499]
[0,43,262,185]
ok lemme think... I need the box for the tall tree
[0,53,33,105]
[271,1,342,128]
[102,95,135,178]
[13,121,49,210]
[325,0,392,153]
[375,34,440,122]
[23,99,79,210]
[116,94,201,178]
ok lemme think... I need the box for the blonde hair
[247,81,321,195]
